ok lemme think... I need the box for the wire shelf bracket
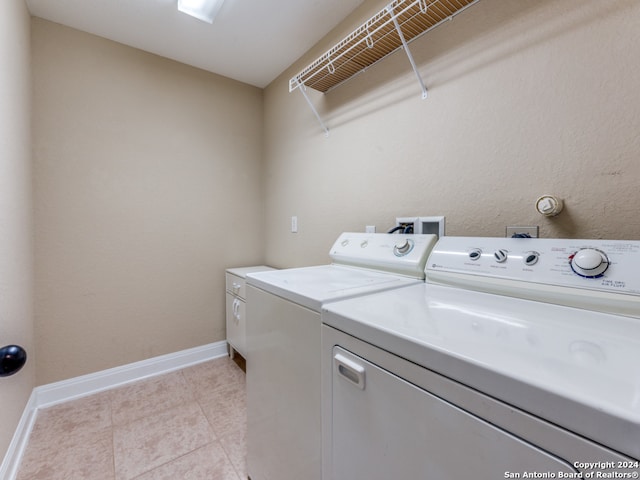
[387,3,428,99]
[294,78,330,137]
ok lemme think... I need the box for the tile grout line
[219,433,245,480]
[16,357,246,480]
[189,362,246,480]
[116,359,243,479]
[112,369,203,480]
[127,442,216,480]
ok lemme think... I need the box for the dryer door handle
[334,353,365,390]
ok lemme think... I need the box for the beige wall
[0,0,35,459]
[32,19,264,385]
[21,0,640,396]
[12,0,637,461]
[263,0,640,268]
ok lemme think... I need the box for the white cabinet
[225,266,274,358]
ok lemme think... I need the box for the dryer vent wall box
[419,216,445,237]
[396,216,445,238]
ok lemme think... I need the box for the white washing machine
[245,232,439,480]
[322,236,640,479]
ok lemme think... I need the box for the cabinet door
[331,346,577,480]
[226,293,246,356]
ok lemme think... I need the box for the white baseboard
[34,341,228,408]
[0,391,38,480]
[0,341,228,480]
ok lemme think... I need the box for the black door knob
[0,345,27,377]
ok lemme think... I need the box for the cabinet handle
[334,353,365,390]
[232,282,241,294]
[232,299,241,322]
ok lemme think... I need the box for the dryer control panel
[426,237,640,317]
[330,233,438,280]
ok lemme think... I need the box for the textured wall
[32,19,264,385]
[0,0,34,461]
[263,0,640,268]
[25,0,640,386]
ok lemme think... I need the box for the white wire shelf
[289,0,480,134]
[290,0,479,94]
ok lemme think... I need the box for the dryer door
[331,346,577,480]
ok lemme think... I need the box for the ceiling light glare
[177,0,225,24]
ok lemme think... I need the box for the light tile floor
[16,356,247,480]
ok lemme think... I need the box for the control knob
[469,249,482,261]
[494,249,508,263]
[524,251,540,266]
[570,248,609,278]
[394,239,414,256]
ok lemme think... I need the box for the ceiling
[25,0,365,88]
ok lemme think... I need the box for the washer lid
[247,265,421,312]
[322,283,640,459]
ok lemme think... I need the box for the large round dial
[570,248,609,278]
[394,239,414,256]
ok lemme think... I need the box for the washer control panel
[427,236,640,296]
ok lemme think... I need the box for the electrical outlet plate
[506,226,539,238]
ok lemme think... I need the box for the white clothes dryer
[245,232,438,480]
[322,236,640,480]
